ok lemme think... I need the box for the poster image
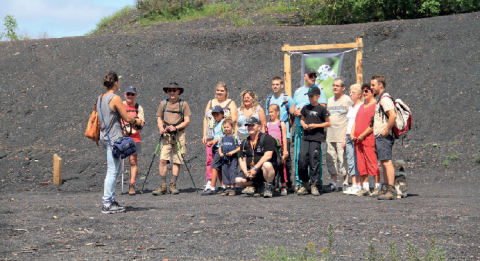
[301,52,344,101]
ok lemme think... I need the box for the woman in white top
[343,84,363,195]
[202,82,238,191]
[235,90,266,141]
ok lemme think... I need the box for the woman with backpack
[202,82,238,193]
[121,86,145,196]
[98,72,143,214]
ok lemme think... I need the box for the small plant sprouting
[364,236,377,261]
[389,242,400,261]
[446,153,460,160]
[442,160,449,166]
[449,141,457,145]
[471,154,480,163]
[433,143,442,149]
[421,144,430,149]
[407,241,420,261]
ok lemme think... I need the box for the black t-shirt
[300,104,330,142]
[240,133,277,169]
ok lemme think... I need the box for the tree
[0,15,30,41]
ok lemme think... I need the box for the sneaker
[372,184,387,198]
[101,201,125,214]
[244,186,255,195]
[169,182,180,195]
[263,185,273,198]
[378,185,397,200]
[326,183,338,193]
[356,188,372,196]
[297,182,310,196]
[228,189,236,196]
[152,183,167,196]
[220,189,229,196]
[311,185,321,196]
[216,186,227,195]
[342,183,349,192]
[344,186,361,195]
[294,185,302,193]
[201,187,216,196]
[280,187,288,196]
[128,181,136,196]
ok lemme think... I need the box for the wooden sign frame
[282,38,363,96]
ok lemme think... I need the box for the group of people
[96,69,399,215]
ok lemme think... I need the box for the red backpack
[378,93,412,139]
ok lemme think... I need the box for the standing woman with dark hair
[98,72,143,214]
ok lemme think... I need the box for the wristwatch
[252,166,258,171]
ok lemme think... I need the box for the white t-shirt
[346,103,362,135]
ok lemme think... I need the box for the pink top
[265,121,283,146]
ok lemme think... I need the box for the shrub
[136,0,207,19]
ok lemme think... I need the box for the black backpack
[242,133,283,167]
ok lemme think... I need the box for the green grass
[86,5,135,35]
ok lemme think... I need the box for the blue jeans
[345,134,359,176]
[101,141,122,205]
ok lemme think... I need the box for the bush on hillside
[293,0,480,25]
[135,0,207,19]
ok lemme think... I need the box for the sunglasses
[363,89,372,93]
[167,89,178,93]
[126,93,136,96]
[308,74,317,79]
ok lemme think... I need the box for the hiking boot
[356,188,372,196]
[294,185,302,193]
[253,184,265,197]
[280,187,288,196]
[263,185,273,198]
[297,182,310,196]
[101,201,125,214]
[169,182,180,194]
[371,188,381,197]
[228,189,236,196]
[244,186,255,196]
[128,181,136,196]
[220,189,229,196]
[311,185,321,196]
[342,183,349,192]
[201,187,216,196]
[152,183,167,195]
[372,184,387,198]
[378,185,397,200]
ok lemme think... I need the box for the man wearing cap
[290,68,327,192]
[153,82,191,195]
[235,118,277,198]
[121,86,145,196]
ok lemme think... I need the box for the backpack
[378,93,412,139]
[85,96,101,146]
[242,133,283,167]
[161,99,184,126]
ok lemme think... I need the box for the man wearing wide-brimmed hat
[153,82,191,195]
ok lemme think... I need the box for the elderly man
[235,118,277,198]
[290,68,327,192]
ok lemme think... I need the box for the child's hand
[219,152,224,158]
[282,152,289,162]
[206,140,213,146]
[226,152,232,157]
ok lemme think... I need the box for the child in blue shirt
[218,119,241,196]
[202,106,225,195]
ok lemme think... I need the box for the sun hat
[163,82,184,95]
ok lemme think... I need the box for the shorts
[375,134,394,161]
[211,146,222,170]
[160,130,186,164]
[326,141,346,176]
[237,167,265,184]
[222,156,238,185]
[132,142,141,155]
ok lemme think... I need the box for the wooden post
[53,154,62,185]
[283,44,292,97]
[355,38,363,85]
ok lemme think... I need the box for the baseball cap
[244,117,260,126]
[125,86,137,94]
[211,105,224,114]
[305,68,317,76]
[307,87,321,96]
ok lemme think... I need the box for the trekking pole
[121,159,125,193]
[141,135,163,191]
[172,133,198,193]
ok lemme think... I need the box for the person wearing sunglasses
[121,86,145,195]
[153,82,191,195]
[350,83,381,197]
[290,68,327,193]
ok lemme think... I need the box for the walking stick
[172,133,198,193]
[141,135,163,191]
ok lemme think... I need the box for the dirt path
[1,179,479,260]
